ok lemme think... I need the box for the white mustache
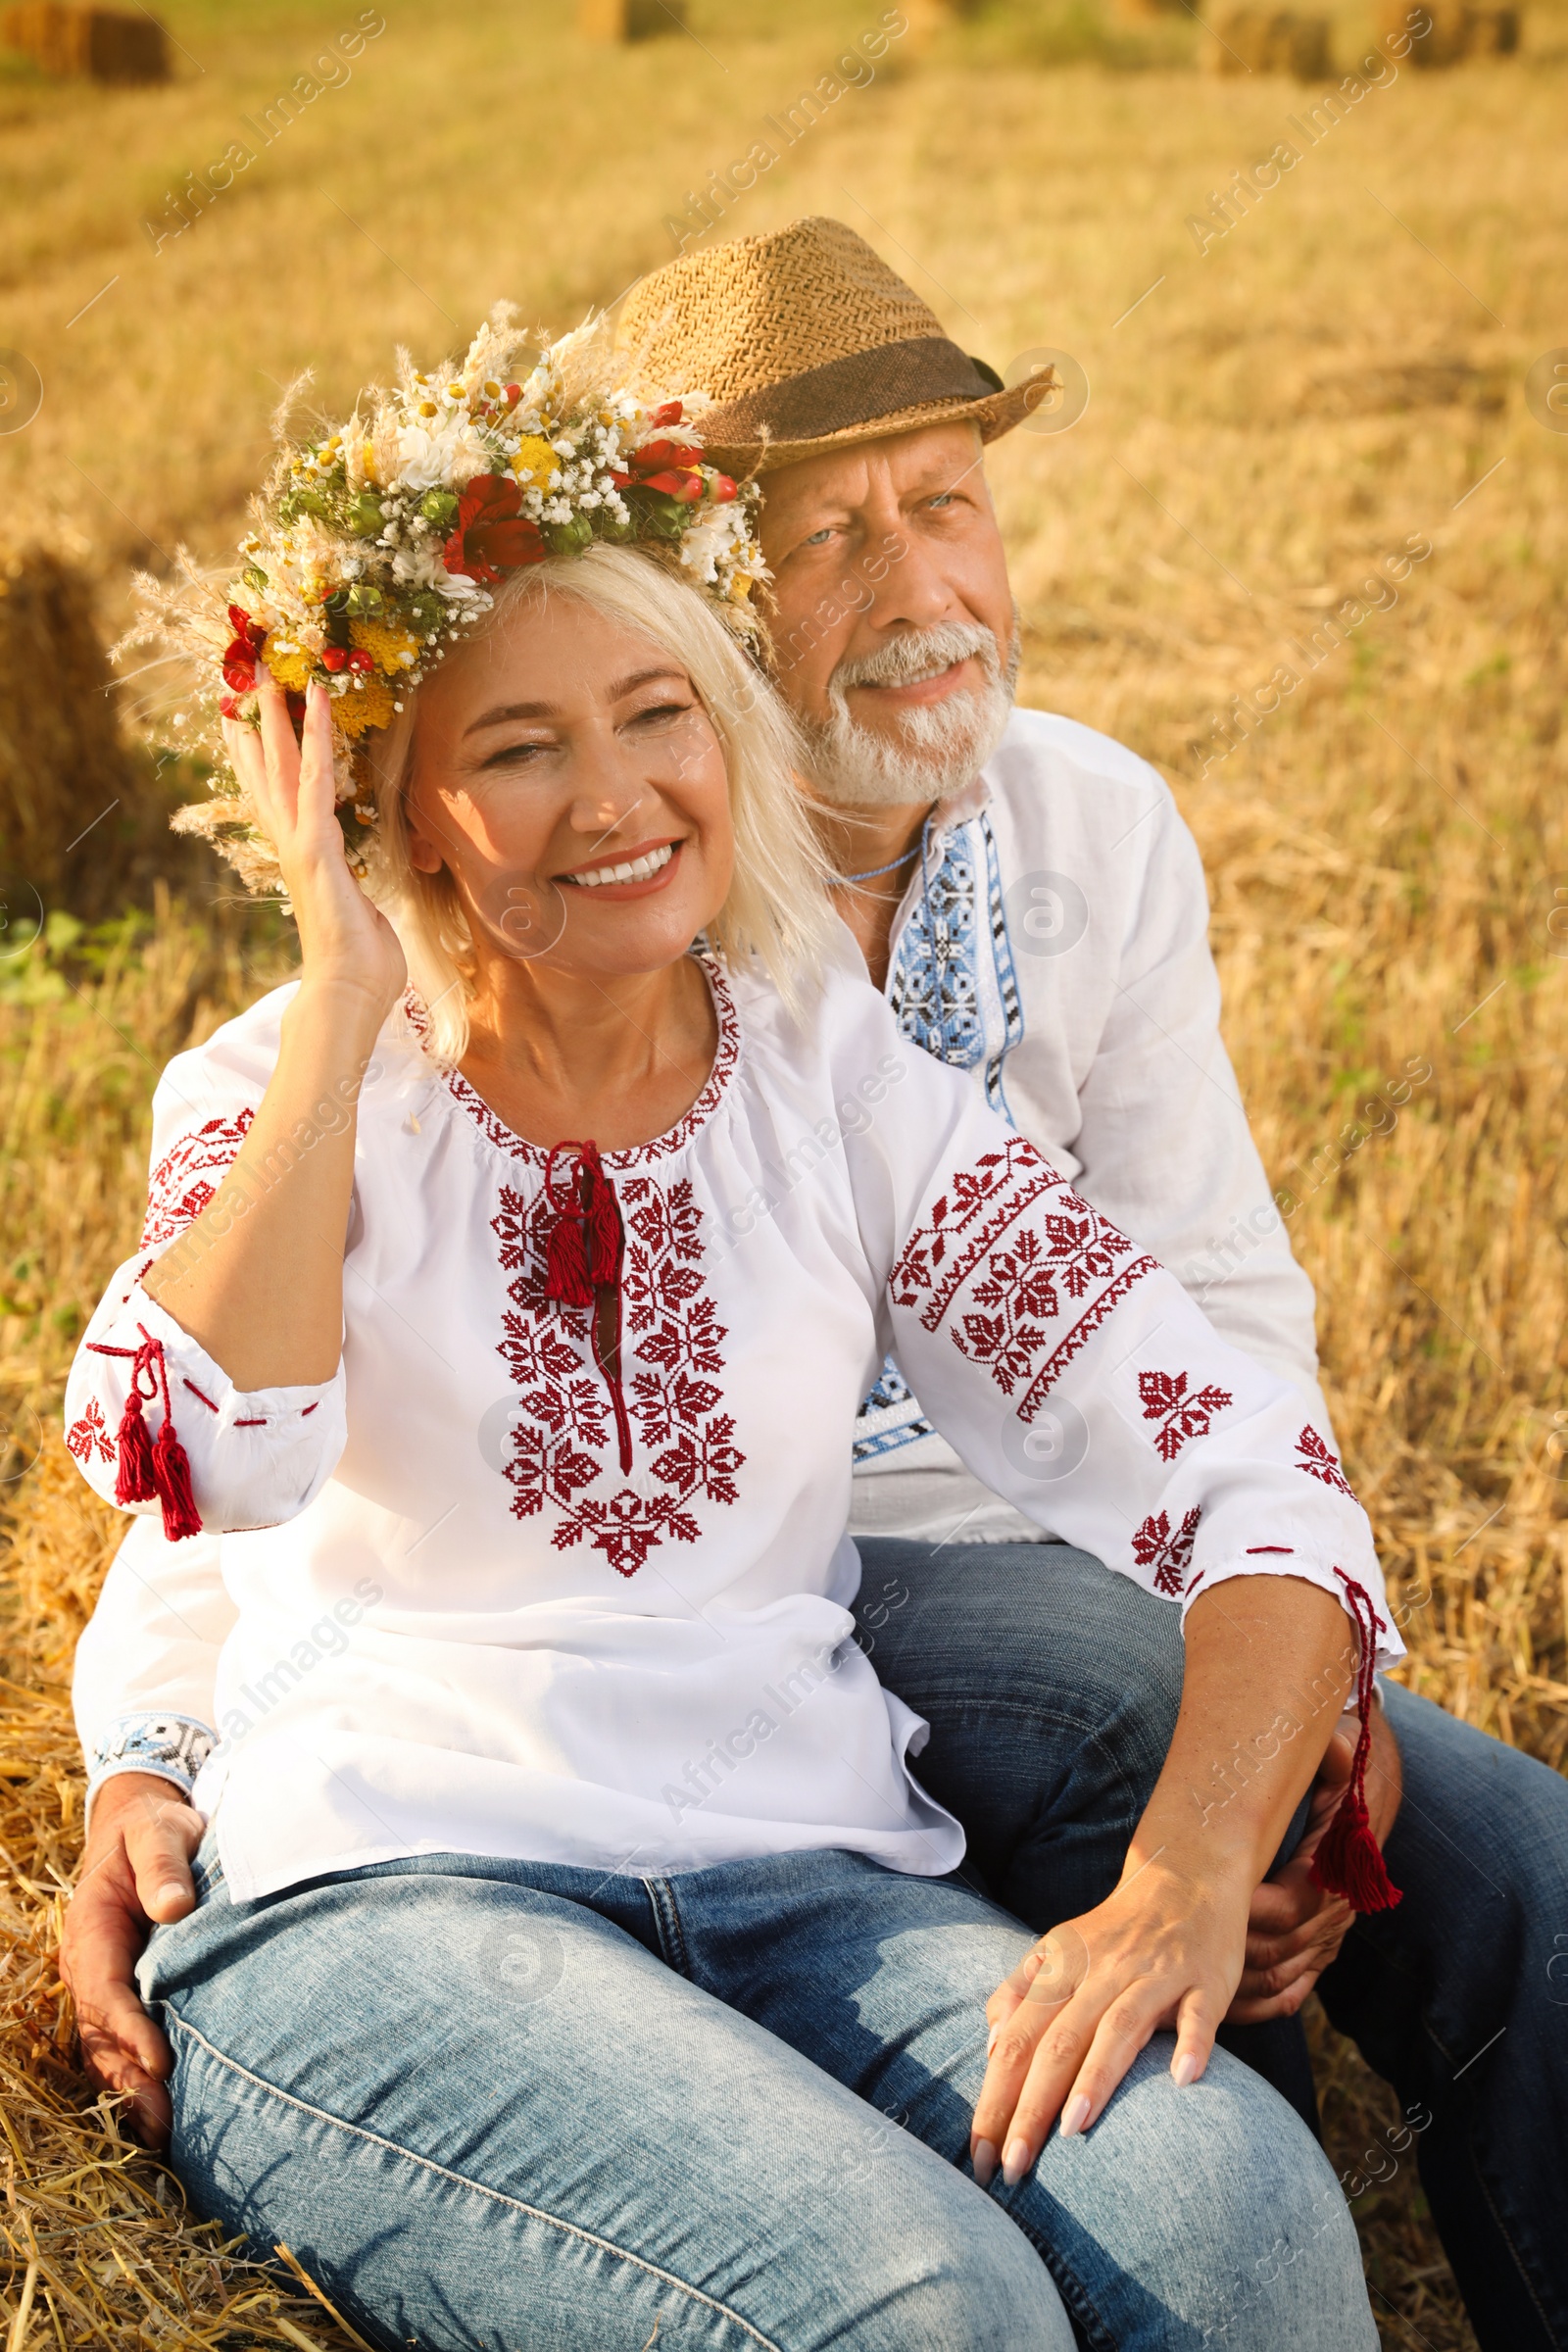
[829,624,1003,698]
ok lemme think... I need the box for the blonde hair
[358,543,833,1064]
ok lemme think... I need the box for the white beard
[796,618,1020,810]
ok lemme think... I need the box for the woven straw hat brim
[616,216,1051,482]
[703,379,1044,477]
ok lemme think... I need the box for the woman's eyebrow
[464,668,687,738]
[465,700,555,735]
[608,664,689,700]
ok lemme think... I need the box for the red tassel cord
[542,1142,633,1474]
[1309,1567,1401,1913]
[86,1327,205,1542]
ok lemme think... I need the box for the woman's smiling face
[403,587,735,979]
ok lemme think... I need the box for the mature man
[612,218,1566,2350]
[69,219,1564,2349]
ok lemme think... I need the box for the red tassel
[1310,1568,1401,1914]
[114,1383,157,1504]
[545,1212,595,1307]
[151,1418,203,1541]
[541,1141,633,1473]
[89,1329,204,1541]
[585,1161,622,1288]
[1312,1783,1398,1913]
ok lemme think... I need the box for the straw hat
[616,216,1052,475]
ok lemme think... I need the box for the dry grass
[2,0,1565,2342]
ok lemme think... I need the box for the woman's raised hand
[222,681,406,1017]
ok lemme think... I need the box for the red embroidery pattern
[1133,1505,1201,1596]
[889,1137,1157,1416]
[1296,1425,1354,1497]
[66,1396,117,1466]
[1138,1370,1234,1463]
[141,1110,255,1248]
[490,1170,744,1577]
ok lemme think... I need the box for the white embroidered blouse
[66,950,1400,1902]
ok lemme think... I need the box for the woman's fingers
[1168,1983,1217,2089]
[971,1932,1095,2181]
[295,680,339,832]
[254,677,302,831]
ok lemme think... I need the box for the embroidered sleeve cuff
[66,1267,348,1536]
[85,1710,217,1799]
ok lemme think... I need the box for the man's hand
[62,1774,203,2148]
[1228,1699,1402,2023]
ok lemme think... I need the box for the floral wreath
[127,306,765,895]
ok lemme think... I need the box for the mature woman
[65,319,1386,2350]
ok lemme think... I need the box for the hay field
[2,0,1567,2343]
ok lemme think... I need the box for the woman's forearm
[1124,1573,1357,1896]
[143,980,382,1389]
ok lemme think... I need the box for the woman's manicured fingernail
[1002,2135,1033,2185]
[1059,2093,1092,2138]
[986,2023,999,2058]
[1172,2051,1200,2088]
[972,2137,999,2187]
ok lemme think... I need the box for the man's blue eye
[804,527,833,546]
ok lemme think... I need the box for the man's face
[757,420,1018,808]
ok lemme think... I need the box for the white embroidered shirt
[850,706,1326,1544]
[67,950,1397,1901]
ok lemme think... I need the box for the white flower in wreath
[395,416,493,492]
[678,501,756,589]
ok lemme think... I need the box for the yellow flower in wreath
[331,674,397,737]
[262,634,315,695]
[349,617,421,675]
[510,435,559,493]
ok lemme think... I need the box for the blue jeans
[141,1841,1373,2351]
[854,1537,1568,2352]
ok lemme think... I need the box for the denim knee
[840,2185,1076,2352]
[1183,2075,1374,2352]
[1009,2040,1374,2351]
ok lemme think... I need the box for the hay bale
[577,0,687,38]
[1206,8,1332,76]
[0,2,169,82]
[0,549,161,919]
[1386,0,1521,61]
[1466,4,1518,49]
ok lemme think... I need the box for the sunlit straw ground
[2,0,1565,2341]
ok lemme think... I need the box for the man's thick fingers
[79,1984,173,2082]
[76,2006,175,2143]
[124,1804,201,1923]
[1231,1936,1334,2008]
[1226,1970,1320,2025]
[1248,1863,1326,1934]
